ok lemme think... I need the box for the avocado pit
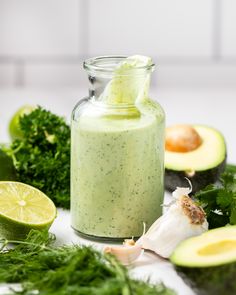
[165,124,202,153]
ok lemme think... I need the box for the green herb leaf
[221,172,236,192]
[0,230,175,295]
[225,164,236,174]
[195,165,236,228]
[230,199,236,225]
[6,107,70,208]
[216,190,233,210]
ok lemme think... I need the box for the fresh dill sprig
[0,230,175,295]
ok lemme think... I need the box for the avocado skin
[0,148,17,180]
[165,158,226,194]
[175,262,236,295]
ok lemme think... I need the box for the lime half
[9,105,36,140]
[0,182,57,240]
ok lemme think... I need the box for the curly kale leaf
[9,107,70,208]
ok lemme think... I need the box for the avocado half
[165,125,226,193]
[171,226,236,295]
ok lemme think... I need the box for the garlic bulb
[104,238,143,266]
[137,186,208,258]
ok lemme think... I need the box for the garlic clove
[104,240,143,266]
[137,186,208,258]
[172,186,192,199]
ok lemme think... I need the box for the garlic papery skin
[104,239,143,266]
[137,187,208,258]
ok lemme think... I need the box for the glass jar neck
[84,56,154,106]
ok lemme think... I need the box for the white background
[0,0,235,89]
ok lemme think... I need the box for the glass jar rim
[83,55,155,76]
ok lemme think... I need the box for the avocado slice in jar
[164,125,226,193]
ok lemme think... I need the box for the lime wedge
[101,55,153,105]
[0,182,57,239]
[9,105,36,140]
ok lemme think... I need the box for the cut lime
[0,182,57,239]
[9,105,36,140]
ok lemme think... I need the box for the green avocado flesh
[171,226,236,295]
[165,125,226,193]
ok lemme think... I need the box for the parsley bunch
[195,165,236,229]
[8,107,70,208]
[0,230,175,295]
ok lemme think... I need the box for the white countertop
[0,86,235,294]
[51,206,195,295]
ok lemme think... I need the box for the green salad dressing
[71,56,165,240]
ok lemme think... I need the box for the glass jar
[71,56,165,241]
